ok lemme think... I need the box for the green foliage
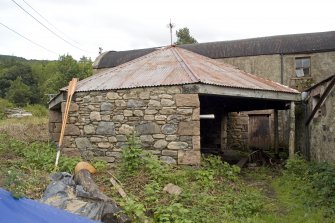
[4,167,26,199]
[118,142,266,222]
[193,169,214,187]
[120,135,143,176]
[0,54,93,105]
[0,134,80,173]
[121,197,148,222]
[24,104,48,117]
[0,98,13,119]
[175,27,198,45]
[154,202,191,223]
[5,77,31,106]
[282,156,335,217]
[91,159,108,172]
[202,155,241,181]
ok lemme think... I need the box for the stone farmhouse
[49,31,335,164]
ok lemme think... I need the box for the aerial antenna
[167,19,175,46]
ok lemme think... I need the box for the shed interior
[199,94,291,164]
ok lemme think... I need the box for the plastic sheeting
[0,188,100,223]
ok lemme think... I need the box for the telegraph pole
[167,19,175,45]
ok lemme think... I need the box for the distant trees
[6,77,31,107]
[0,54,93,106]
[175,27,198,45]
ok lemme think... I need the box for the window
[295,57,310,77]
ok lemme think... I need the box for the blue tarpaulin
[0,188,100,223]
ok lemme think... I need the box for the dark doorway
[248,115,271,150]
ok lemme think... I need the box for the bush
[202,155,241,181]
[0,98,14,119]
[284,156,335,216]
[25,104,48,117]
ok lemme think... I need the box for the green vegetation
[0,114,334,222]
[0,54,93,106]
[0,133,79,198]
[175,27,198,45]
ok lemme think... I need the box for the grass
[0,106,334,222]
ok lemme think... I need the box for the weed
[154,202,191,223]
[121,197,148,222]
[120,135,143,176]
[92,159,108,172]
[202,155,241,181]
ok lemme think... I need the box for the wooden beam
[305,76,335,126]
[183,84,301,101]
[274,109,279,155]
[220,113,228,150]
[48,92,66,110]
[288,102,295,158]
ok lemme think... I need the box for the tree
[175,27,198,45]
[6,77,31,106]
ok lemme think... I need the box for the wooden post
[288,102,295,158]
[220,113,227,150]
[274,109,279,155]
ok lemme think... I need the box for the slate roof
[71,46,298,94]
[94,31,335,69]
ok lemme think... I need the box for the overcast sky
[0,0,334,61]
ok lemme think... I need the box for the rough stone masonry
[49,86,201,165]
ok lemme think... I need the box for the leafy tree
[0,54,93,105]
[6,77,31,107]
[0,78,11,97]
[175,27,198,45]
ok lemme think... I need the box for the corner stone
[64,124,80,136]
[178,121,200,136]
[178,150,200,165]
[175,94,199,107]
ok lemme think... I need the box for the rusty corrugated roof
[69,46,299,94]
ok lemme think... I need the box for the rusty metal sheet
[66,46,299,94]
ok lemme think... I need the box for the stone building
[49,46,299,165]
[299,75,335,162]
[93,31,335,157]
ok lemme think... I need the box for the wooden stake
[109,173,128,199]
[55,78,78,169]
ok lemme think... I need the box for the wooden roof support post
[220,113,228,150]
[274,109,279,155]
[288,102,295,159]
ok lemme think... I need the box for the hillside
[0,54,93,106]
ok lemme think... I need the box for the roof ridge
[172,47,201,82]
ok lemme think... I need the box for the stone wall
[226,112,249,151]
[307,83,335,162]
[49,86,201,165]
[220,51,335,89]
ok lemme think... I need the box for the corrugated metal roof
[69,46,298,94]
[94,31,335,69]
